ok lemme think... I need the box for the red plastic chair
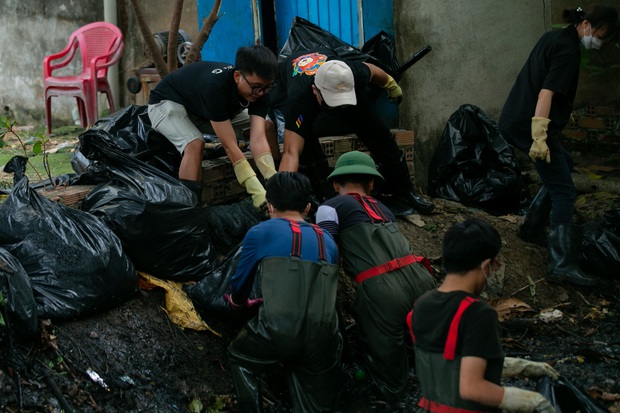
[43,22,124,134]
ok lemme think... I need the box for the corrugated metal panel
[274,0,361,48]
[197,0,260,64]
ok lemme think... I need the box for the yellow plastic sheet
[138,272,220,336]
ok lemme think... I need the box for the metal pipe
[104,0,120,111]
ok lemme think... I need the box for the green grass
[1,125,80,187]
[0,151,75,186]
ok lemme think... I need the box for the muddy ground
[1,146,620,412]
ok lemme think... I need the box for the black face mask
[320,101,351,113]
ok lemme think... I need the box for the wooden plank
[578,117,606,129]
[37,185,95,208]
[592,106,620,117]
[200,129,416,204]
[562,129,587,140]
[393,129,415,146]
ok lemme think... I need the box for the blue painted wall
[362,1,394,40]
[197,1,394,60]
[197,0,259,64]
[196,0,398,126]
[274,0,360,48]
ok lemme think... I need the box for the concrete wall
[394,0,620,190]
[394,0,547,190]
[0,0,102,124]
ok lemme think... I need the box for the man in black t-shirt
[270,49,435,216]
[410,218,559,413]
[148,46,278,210]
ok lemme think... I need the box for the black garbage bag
[581,208,620,279]
[361,30,400,78]
[279,17,386,70]
[428,104,527,215]
[538,376,608,413]
[203,198,262,256]
[79,129,217,281]
[71,105,181,178]
[280,17,431,80]
[0,156,137,321]
[0,247,39,340]
[185,244,261,320]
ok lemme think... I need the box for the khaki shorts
[148,100,250,154]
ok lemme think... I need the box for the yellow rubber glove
[254,152,277,180]
[502,357,560,380]
[233,158,266,208]
[530,117,551,163]
[499,387,556,413]
[382,74,403,104]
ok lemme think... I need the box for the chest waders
[340,193,437,401]
[407,297,497,413]
[228,219,344,413]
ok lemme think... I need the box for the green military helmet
[327,151,384,184]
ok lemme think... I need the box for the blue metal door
[197,0,261,64]
[274,0,360,48]
[274,0,394,50]
[196,1,394,61]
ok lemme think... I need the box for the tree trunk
[167,0,184,73]
[129,0,169,78]
[184,0,222,66]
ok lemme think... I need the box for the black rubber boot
[376,154,435,215]
[230,365,263,413]
[179,179,203,204]
[518,186,551,247]
[546,224,602,287]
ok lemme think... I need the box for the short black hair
[266,172,312,213]
[564,4,619,40]
[235,45,278,80]
[442,218,502,274]
[333,174,374,190]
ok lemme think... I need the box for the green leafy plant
[0,117,53,186]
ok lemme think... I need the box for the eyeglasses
[239,71,275,95]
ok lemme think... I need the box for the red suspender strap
[311,224,327,262]
[355,254,417,284]
[414,255,434,276]
[406,309,415,343]
[364,195,390,222]
[348,193,388,223]
[418,397,488,413]
[288,219,302,258]
[443,296,479,361]
[287,219,327,261]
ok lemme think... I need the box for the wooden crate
[34,130,417,208]
[36,185,95,208]
[202,179,245,205]
[318,130,415,177]
[578,117,607,129]
[564,105,620,147]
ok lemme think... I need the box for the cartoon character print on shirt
[291,53,328,77]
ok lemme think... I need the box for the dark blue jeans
[534,134,575,224]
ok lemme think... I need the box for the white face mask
[581,24,603,50]
[480,264,493,293]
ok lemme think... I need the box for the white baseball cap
[314,60,357,107]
